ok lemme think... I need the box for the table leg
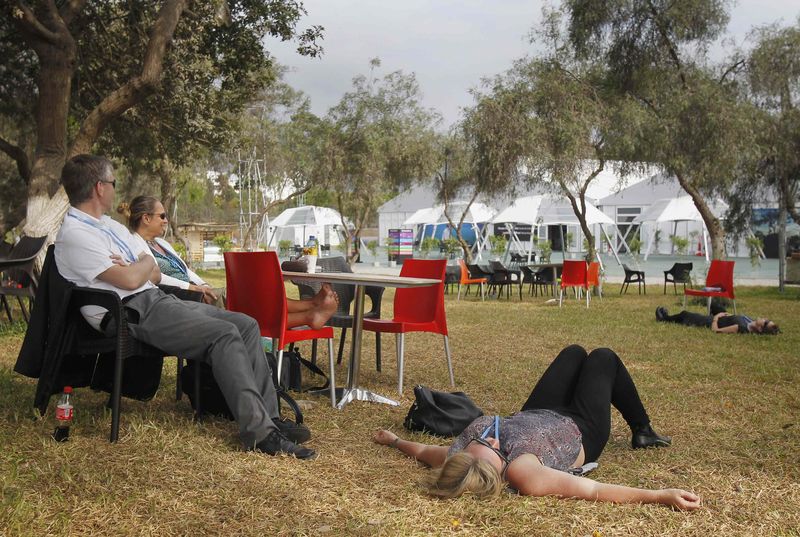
[336,283,399,409]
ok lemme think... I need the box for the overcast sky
[268,1,799,129]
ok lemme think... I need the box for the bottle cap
[64,386,73,394]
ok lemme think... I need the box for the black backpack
[265,349,329,393]
[404,385,484,437]
[180,358,303,423]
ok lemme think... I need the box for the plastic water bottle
[52,386,73,442]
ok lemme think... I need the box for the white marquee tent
[402,202,496,258]
[631,196,728,261]
[492,195,621,265]
[267,205,345,247]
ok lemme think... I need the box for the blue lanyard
[68,211,137,264]
[152,243,188,276]
[480,415,501,443]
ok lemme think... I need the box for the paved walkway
[350,256,791,287]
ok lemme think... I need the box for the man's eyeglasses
[148,212,168,220]
[100,179,116,188]
[468,437,509,475]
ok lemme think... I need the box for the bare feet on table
[308,288,339,329]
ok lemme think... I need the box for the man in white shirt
[55,154,316,459]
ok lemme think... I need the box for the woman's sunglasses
[468,436,509,475]
[149,212,167,220]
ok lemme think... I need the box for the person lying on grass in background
[655,306,779,335]
[374,345,700,510]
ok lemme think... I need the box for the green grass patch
[0,283,798,535]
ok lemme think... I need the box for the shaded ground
[0,280,798,536]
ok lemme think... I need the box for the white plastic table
[282,271,440,409]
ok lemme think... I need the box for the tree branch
[719,59,745,84]
[70,0,188,155]
[14,1,60,44]
[59,0,88,26]
[0,135,31,183]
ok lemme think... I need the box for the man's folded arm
[97,253,158,290]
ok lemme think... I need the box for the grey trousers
[125,288,278,447]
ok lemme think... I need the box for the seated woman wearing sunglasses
[120,196,339,323]
[118,196,226,307]
[374,345,700,510]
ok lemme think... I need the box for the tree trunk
[675,172,726,259]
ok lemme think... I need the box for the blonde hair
[424,453,503,499]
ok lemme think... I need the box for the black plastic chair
[532,266,560,297]
[443,264,460,295]
[489,260,521,300]
[664,262,693,295]
[620,264,646,295]
[24,246,203,443]
[0,235,47,323]
[293,256,384,371]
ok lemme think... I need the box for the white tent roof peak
[632,196,728,224]
[270,205,345,228]
[492,195,614,226]
[402,202,495,226]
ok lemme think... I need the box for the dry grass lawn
[1,275,798,536]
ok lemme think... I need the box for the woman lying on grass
[374,345,700,510]
[655,306,779,335]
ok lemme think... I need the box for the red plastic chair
[586,261,602,299]
[223,251,337,407]
[683,260,736,314]
[363,259,455,394]
[559,260,589,308]
[457,259,486,301]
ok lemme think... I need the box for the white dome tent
[492,195,621,265]
[402,201,496,259]
[267,205,346,248]
[631,196,728,261]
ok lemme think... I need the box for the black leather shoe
[253,430,317,460]
[632,424,672,449]
[272,417,311,444]
[655,307,668,321]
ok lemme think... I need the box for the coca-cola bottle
[52,386,73,442]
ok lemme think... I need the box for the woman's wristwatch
[390,437,400,448]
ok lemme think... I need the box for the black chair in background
[443,264,460,295]
[532,266,560,297]
[620,264,646,295]
[0,235,47,323]
[489,260,521,300]
[664,262,693,295]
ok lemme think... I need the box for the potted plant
[278,239,292,256]
[670,235,689,255]
[420,237,439,259]
[366,240,380,267]
[536,239,552,263]
[442,238,461,260]
[488,235,507,260]
[746,235,763,268]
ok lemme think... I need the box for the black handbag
[181,360,303,423]
[265,350,329,392]
[404,385,484,437]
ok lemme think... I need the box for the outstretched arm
[506,454,700,510]
[373,430,449,468]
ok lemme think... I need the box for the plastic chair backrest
[587,262,600,287]
[561,260,587,288]
[395,259,446,328]
[705,260,735,297]
[224,251,287,339]
[458,259,471,283]
[669,262,693,280]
